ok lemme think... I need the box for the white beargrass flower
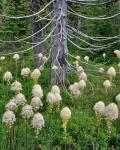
[11,81,22,93]
[38,53,43,59]
[21,67,31,78]
[32,113,44,135]
[46,92,56,106]
[114,50,120,58]
[103,80,111,94]
[75,56,80,60]
[93,101,105,116]
[21,105,34,119]
[42,56,48,62]
[69,83,81,97]
[60,107,71,138]
[31,68,41,82]
[5,100,17,111]
[98,68,104,74]
[51,85,60,94]
[73,82,80,89]
[54,93,62,103]
[60,107,71,123]
[79,72,87,81]
[39,66,44,71]
[77,66,84,76]
[107,67,116,82]
[32,84,43,98]
[52,65,58,70]
[103,53,106,59]
[14,93,26,106]
[74,61,79,67]
[13,54,20,61]
[103,80,111,88]
[116,94,120,109]
[31,97,43,111]
[118,63,120,69]
[84,56,89,62]
[3,71,13,83]
[105,103,118,121]
[2,110,16,127]
[78,80,86,91]
[0,56,5,60]
[116,94,120,102]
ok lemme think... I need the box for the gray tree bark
[50,0,68,85]
[31,0,44,68]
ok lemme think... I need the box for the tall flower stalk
[60,107,71,139]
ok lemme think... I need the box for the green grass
[0,54,120,150]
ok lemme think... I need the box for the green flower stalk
[60,107,71,139]
[93,101,105,137]
[31,113,44,149]
[2,110,16,150]
[13,54,20,78]
[105,103,118,147]
[21,105,34,150]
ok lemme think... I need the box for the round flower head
[84,56,89,62]
[114,50,120,58]
[105,103,118,121]
[52,65,58,70]
[31,97,43,111]
[2,110,16,127]
[32,84,43,98]
[21,67,31,78]
[75,61,79,67]
[116,94,120,102]
[103,80,111,89]
[73,82,79,90]
[69,84,81,97]
[103,53,106,59]
[77,66,84,76]
[60,107,71,122]
[11,81,22,93]
[54,93,62,103]
[5,100,17,111]
[0,56,5,60]
[116,94,120,108]
[38,53,43,59]
[3,71,13,83]
[42,56,48,62]
[118,63,120,68]
[21,105,34,119]
[79,72,87,81]
[15,93,26,106]
[98,68,104,74]
[93,101,105,116]
[78,80,86,90]
[75,56,80,61]
[39,66,44,71]
[51,85,60,94]
[107,67,116,82]
[31,68,41,82]
[13,54,20,61]
[46,92,57,105]
[32,113,45,132]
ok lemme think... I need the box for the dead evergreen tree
[50,0,68,85]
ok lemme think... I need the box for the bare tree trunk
[50,0,68,85]
[31,0,44,68]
